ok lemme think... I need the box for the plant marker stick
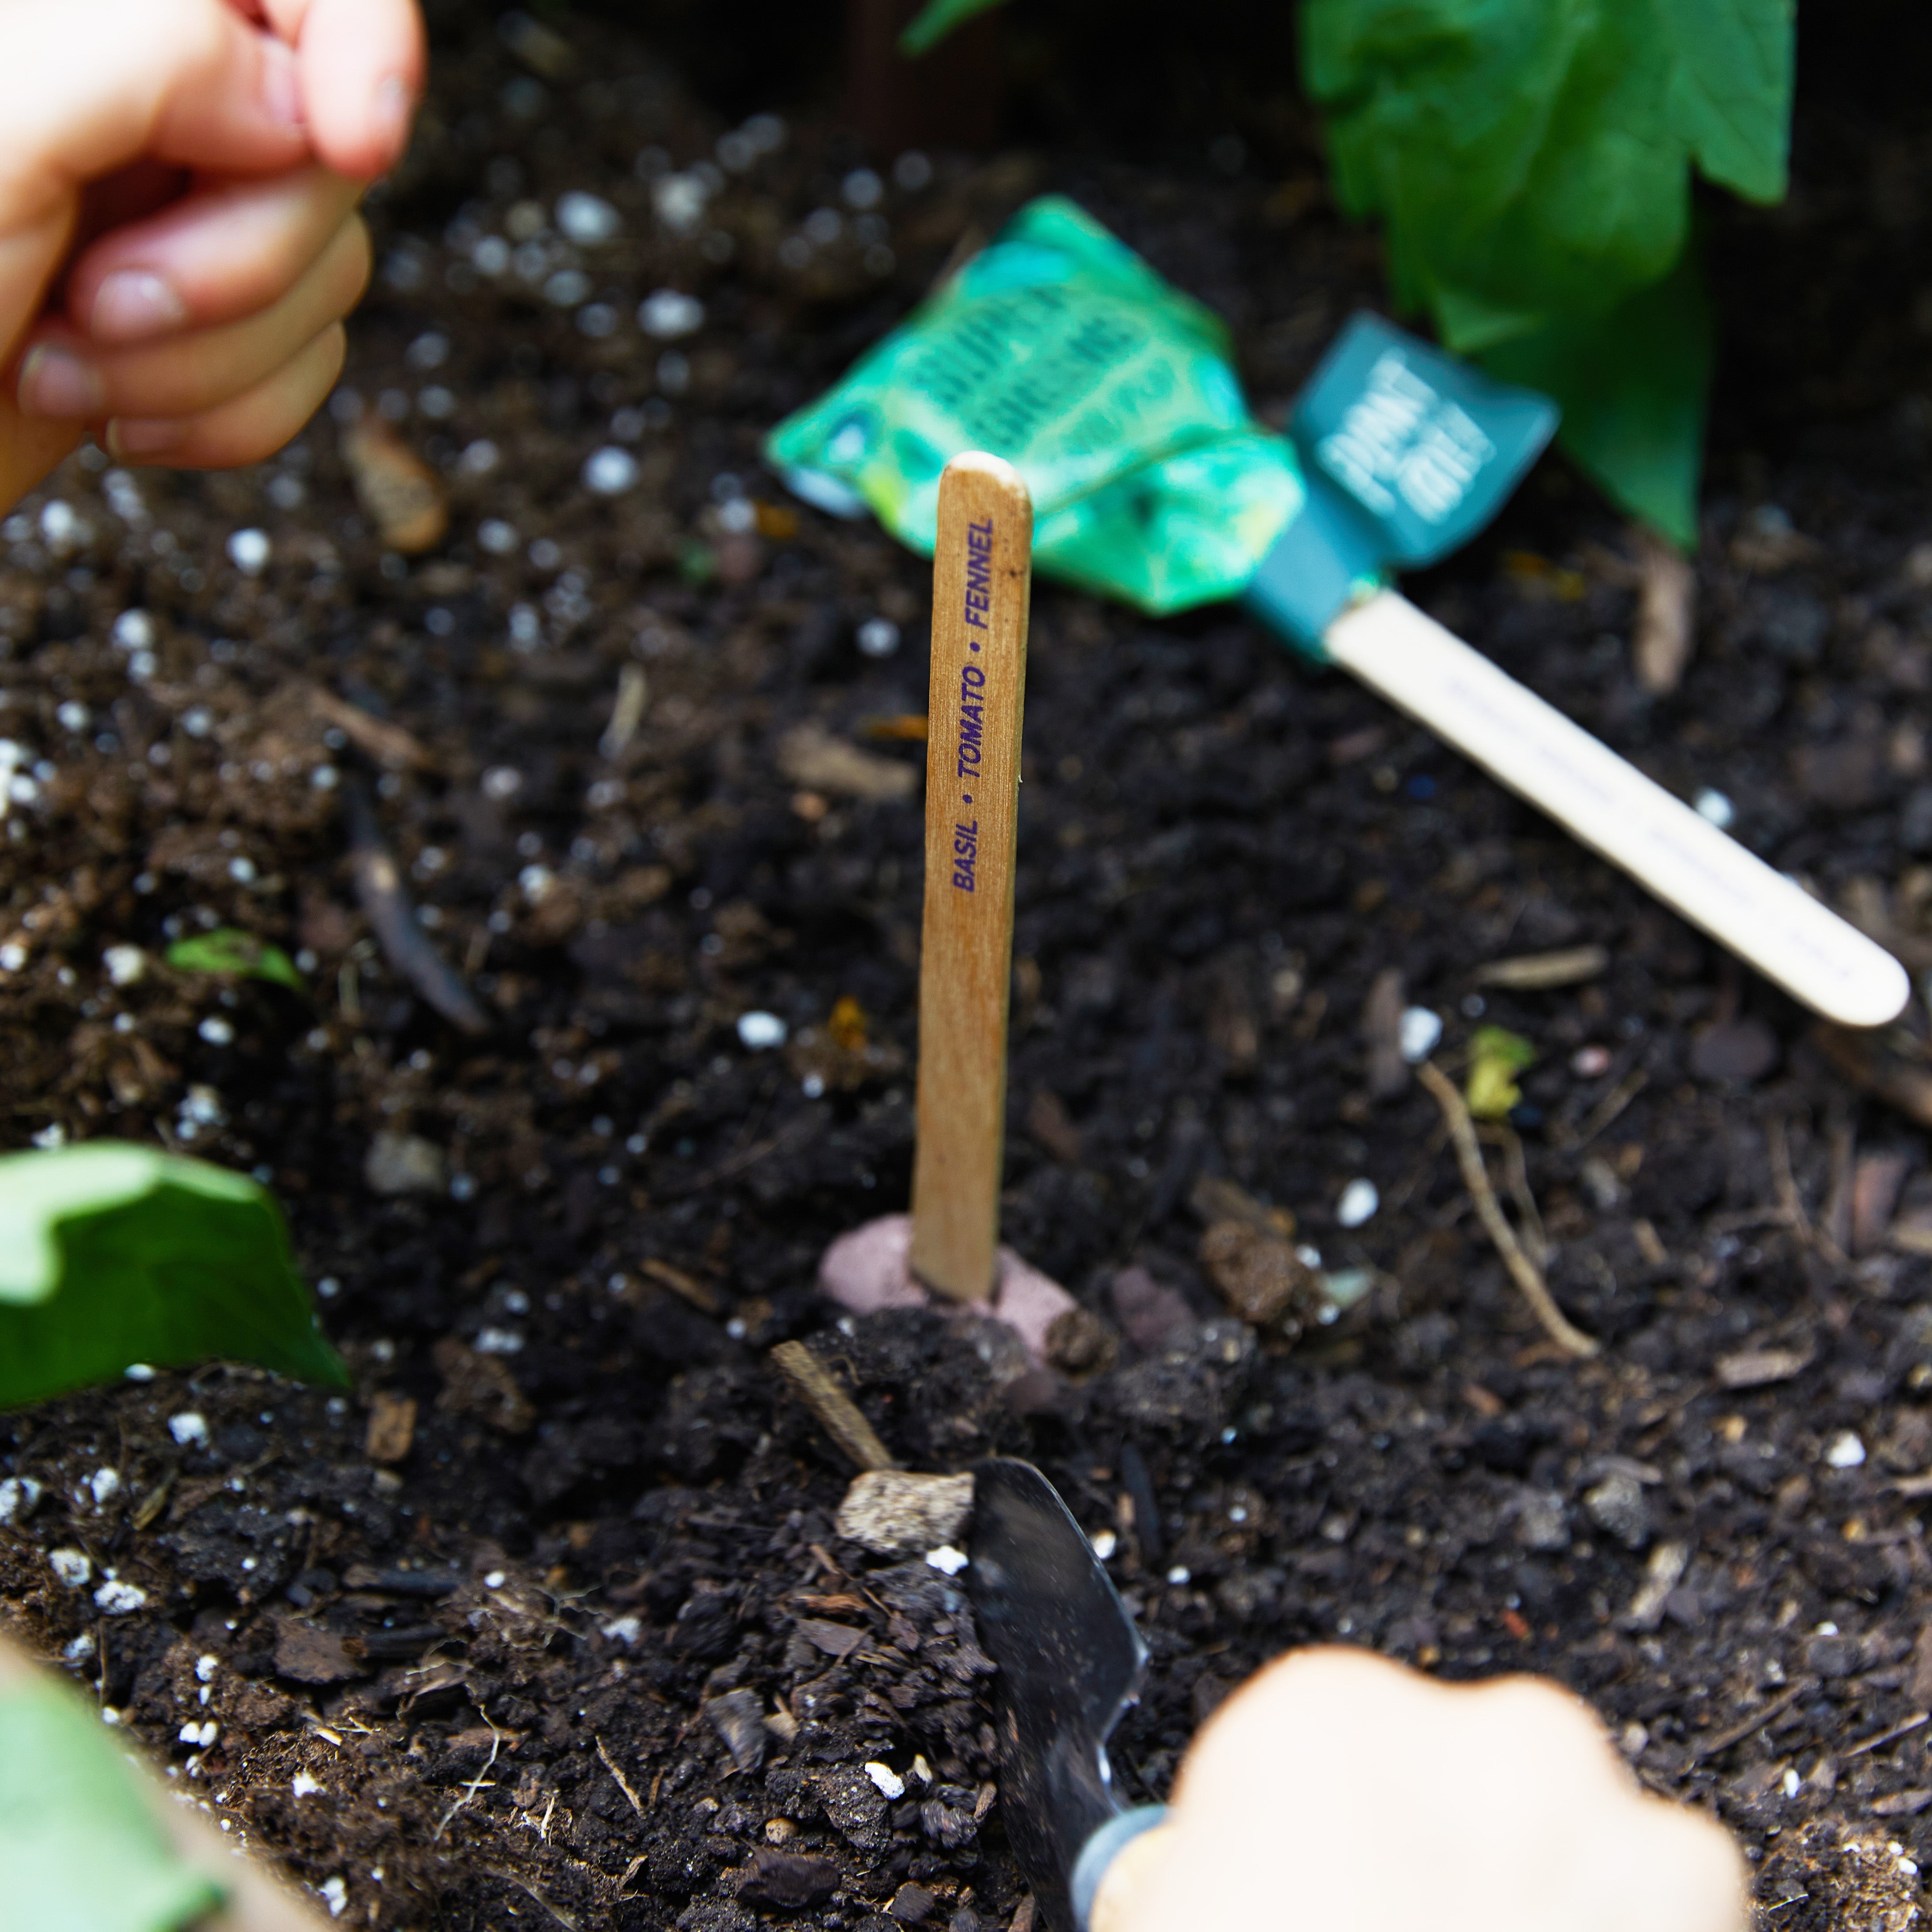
[910,453,1033,1303]
[1325,592,1911,1029]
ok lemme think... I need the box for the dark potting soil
[7,7,1932,1929]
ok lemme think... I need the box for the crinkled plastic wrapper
[765,196,1303,616]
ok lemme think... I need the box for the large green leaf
[1303,0,1789,328]
[1666,0,1793,202]
[1302,0,1790,535]
[900,0,1009,56]
[0,1684,224,1932]
[1478,243,1712,547]
[0,1144,348,1410]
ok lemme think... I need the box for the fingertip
[298,0,427,179]
[307,72,417,179]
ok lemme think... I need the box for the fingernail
[105,418,183,460]
[17,346,105,419]
[90,271,187,344]
[370,74,415,164]
[263,41,304,133]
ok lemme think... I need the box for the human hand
[0,0,425,507]
[1094,1647,1747,1932]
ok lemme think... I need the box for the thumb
[0,0,310,357]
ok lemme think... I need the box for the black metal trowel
[966,1459,1168,1932]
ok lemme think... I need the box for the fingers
[258,0,427,178]
[1111,1648,1749,1932]
[18,212,368,423]
[105,320,346,468]
[0,0,306,191]
[0,0,310,361]
[64,167,363,344]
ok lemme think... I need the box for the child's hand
[0,0,424,504]
[1095,1647,1747,1932]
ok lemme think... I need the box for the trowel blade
[967,1459,1147,1932]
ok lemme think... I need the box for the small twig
[308,685,434,771]
[435,1716,502,1840]
[640,1258,720,1316]
[595,1736,647,1818]
[480,1867,579,1932]
[1767,1115,1811,1239]
[599,663,649,761]
[1769,1113,1850,1266]
[1561,1067,1648,1151]
[655,1116,812,1199]
[1417,1061,1599,1359]
[1845,1711,1929,1760]
[1690,1680,1812,1762]
[343,777,491,1034]
[1822,1111,1855,1258]
[1481,1122,1549,1264]
[770,1340,898,1471]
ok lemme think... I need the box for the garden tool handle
[1324,590,1910,1030]
[1073,1805,1171,1932]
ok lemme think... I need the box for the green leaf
[0,1144,349,1410]
[165,927,304,992]
[1300,0,1790,532]
[1466,1025,1536,1120]
[0,1683,225,1932]
[1665,0,1793,203]
[899,0,1009,56]
[1478,243,1712,547]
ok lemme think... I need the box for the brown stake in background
[910,453,1033,1302]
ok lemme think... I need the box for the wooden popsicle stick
[1325,590,1910,1029]
[910,453,1034,1303]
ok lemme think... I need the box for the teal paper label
[1292,313,1558,570]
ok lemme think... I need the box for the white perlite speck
[89,1467,120,1505]
[1399,1007,1443,1063]
[179,1720,219,1748]
[736,1011,787,1050]
[293,1772,322,1797]
[1825,1430,1866,1468]
[0,1476,41,1524]
[227,528,271,575]
[103,944,145,985]
[320,1878,349,1918]
[95,1580,148,1614]
[1694,787,1735,829]
[1336,1178,1379,1228]
[639,289,704,339]
[583,447,638,495]
[556,191,622,243]
[863,1762,906,1801]
[170,1412,210,1448]
[924,1546,968,1576]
